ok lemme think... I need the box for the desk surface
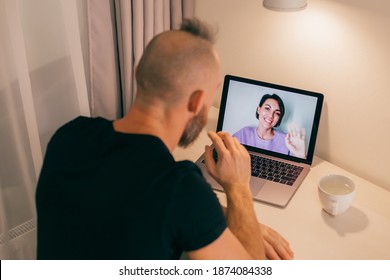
[173,107,390,260]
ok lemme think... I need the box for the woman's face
[257,98,281,129]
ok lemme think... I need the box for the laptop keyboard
[250,154,303,186]
[202,149,303,186]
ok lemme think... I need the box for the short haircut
[135,18,218,104]
[179,18,217,43]
[255,94,285,127]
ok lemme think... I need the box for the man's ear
[187,90,205,114]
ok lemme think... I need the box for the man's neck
[113,103,186,152]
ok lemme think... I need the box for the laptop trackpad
[250,177,265,196]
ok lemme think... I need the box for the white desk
[173,107,390,259]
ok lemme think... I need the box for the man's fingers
[232,135,245,150]
[215,131,237,151]
[207,131,226,155]
[264,241,281,260]
[204,144,216,177]
[208,131,241,158]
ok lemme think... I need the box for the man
[36,18,293,260]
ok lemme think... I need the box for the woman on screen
[233,94,306,159]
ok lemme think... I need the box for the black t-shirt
[36,117,227,259]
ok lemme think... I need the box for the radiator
[0,219,37,259]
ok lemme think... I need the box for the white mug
[318,174,356,216]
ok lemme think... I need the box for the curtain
[0,0,89,259]
[87,0,195,119]
[0,0,193,260]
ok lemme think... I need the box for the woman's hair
[255,94,285,127]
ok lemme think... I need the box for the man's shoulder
[167,160,203,181]
[158,160,210,195]
[59,116,108,132]
[51,116,109,140]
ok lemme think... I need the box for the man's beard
[178,106,208,148]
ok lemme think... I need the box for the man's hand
[204,131,251,193]
[260,223,294,260]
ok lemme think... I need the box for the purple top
[233,126,289,155]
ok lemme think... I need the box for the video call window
[219,79,322,160]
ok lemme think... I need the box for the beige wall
[195,0,390,190]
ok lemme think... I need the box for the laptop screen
[217,75,324,164]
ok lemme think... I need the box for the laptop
[195,75,324,208]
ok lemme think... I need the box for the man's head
[135,18,220,105]
[135,18,221,147]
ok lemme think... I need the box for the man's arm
[187,228,252,259]
[195,131,265,259]
[219,205,294,260]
